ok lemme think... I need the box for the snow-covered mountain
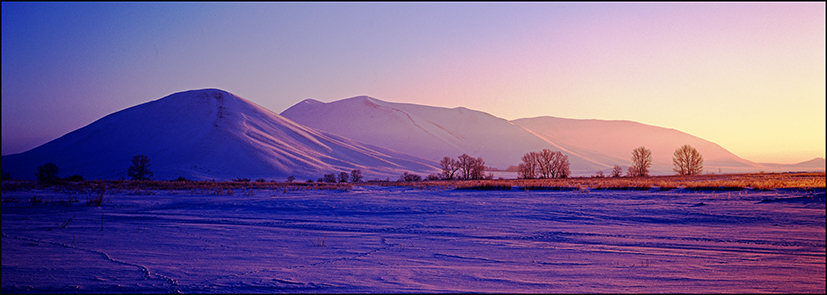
[1,89,438,181]
[282,96,773,175]
[281,96,607,174]
[510,116,765,175]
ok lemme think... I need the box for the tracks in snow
[1,231,181,293]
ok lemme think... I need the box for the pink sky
[2,2,824,163]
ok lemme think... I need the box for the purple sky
[2,2,824,163]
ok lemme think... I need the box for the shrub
[30,196,43,205]
[64,175,85,181]
[456,184,511,191]
[400,172,422,182]
[87,189,104,206]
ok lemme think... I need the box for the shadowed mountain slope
[2,89,437,181]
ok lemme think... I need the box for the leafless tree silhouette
[672,144,704,175]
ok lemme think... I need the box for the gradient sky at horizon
[2,2,824,163]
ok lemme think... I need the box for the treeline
[14,145,706,183]
[517,149,570,179]
[24,155,153,183]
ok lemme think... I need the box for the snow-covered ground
[2,185,824,293]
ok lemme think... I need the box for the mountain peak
[2,89,438,180]
[298,98,323,105]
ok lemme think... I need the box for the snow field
[2,185,824,293]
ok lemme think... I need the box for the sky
[2,2,824,164]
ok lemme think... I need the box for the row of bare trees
[517,149,571,179]
[439,154,486,180]
[320,169,364,183]
[623,145,704,177]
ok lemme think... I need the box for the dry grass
[1,172,822,193]
[384,172,825,191]
[1,179,355,194]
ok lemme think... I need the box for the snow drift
[1,89,438,181]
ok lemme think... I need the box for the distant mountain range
[282,95,823,175]
[3,89,823,181]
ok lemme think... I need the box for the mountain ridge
[4,90,822,180]
[2,89,438,181]
[282,96,820,175]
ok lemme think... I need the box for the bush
[456,184,511,191]
[400,172,422,182]
[64,174,85,181]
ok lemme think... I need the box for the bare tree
[457,154,473,180]
[350,169,363,183]
[550,151,570,178]
[518,152,539,179]
[469,156,485,180]
[35,163,59,182]
[455,154,485,180]
[672,144,704,175]
[519,150,569,179]
[629,147,652,177]
[127,155,153,181]
[338,172,349,183]
[537,149,553,178]
[610,165,623,178]
[439,156,460,180]
[323,173,336,183]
